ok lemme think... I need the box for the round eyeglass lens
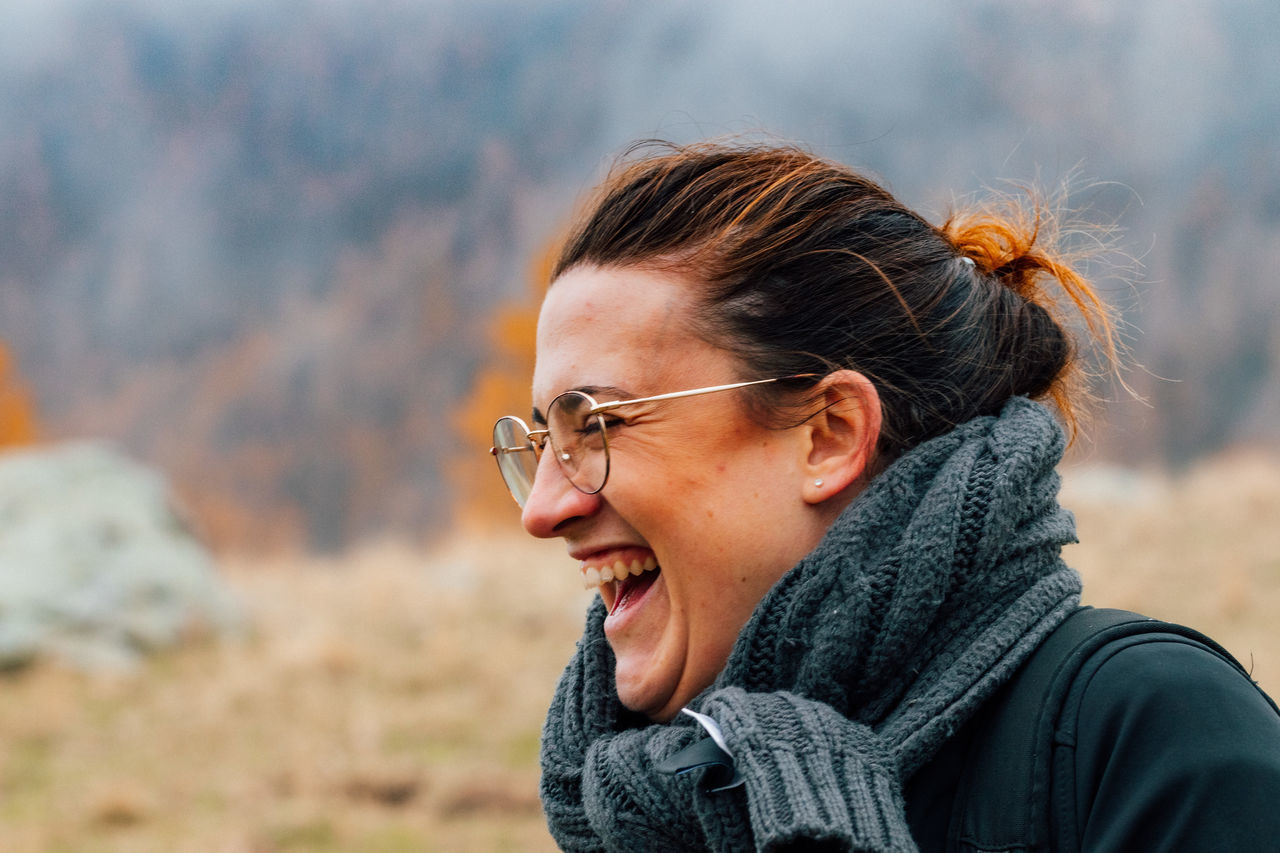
[492,417,539,507]
[547,391,610,495]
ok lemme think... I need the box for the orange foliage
[449,243,556,527]
[0,341,39,447]
[176,483,308,554]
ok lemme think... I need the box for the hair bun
[944,195,1117,438]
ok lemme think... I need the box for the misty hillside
[1,0,1278,550]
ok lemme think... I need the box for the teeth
[581,556,660,589]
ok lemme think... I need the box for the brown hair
[553,141,1116,459]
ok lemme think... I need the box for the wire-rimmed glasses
[489,375,817,508]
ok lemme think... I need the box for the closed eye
[575,415,628,443]
[577,415,618,433]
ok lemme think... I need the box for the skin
[522,263,881,722]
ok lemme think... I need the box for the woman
[489,142,1280,851]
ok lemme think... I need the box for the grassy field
[1,452,1278,851]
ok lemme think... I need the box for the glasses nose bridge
[527,428,550,459]
[523,427,591,512]
[518,428,563,509]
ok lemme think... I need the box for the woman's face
[523,264,833,721]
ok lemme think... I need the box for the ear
[799,370,882,506]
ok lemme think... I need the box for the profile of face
[522,264,878,721]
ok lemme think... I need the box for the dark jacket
[904,638,1280,851]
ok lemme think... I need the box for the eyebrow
[531,385,634,425]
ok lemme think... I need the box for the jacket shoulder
[1066,639,1280,852]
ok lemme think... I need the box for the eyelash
[578,415,625,435]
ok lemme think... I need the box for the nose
[521,447,602,538]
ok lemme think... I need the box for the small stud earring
[813,479,824,488]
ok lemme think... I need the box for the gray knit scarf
[541,398,1082,852]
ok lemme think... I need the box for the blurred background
[0,0,1277,850]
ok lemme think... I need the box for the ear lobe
[802,370,882,505]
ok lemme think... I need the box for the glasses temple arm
[588,375,815,415]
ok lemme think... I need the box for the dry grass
[0,533,590,852]
[1063,449,1280,691]
[1,452,1278,851]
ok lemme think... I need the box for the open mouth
[610,564,660,614]
[580,553,661,615]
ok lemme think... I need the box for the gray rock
[0,442,242,671]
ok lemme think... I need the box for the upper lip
[568,543,650,562]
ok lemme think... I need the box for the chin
[628,702,681,724]
[614,666,680,722]
[616,679,666,721]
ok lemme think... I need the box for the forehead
[533,265,719,402]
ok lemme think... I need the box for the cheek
[615,416,796,551]
[617,429,721,494]
[677,420,777,485]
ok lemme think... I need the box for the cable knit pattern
[540,398,1082,851]
[704,689,914,852]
